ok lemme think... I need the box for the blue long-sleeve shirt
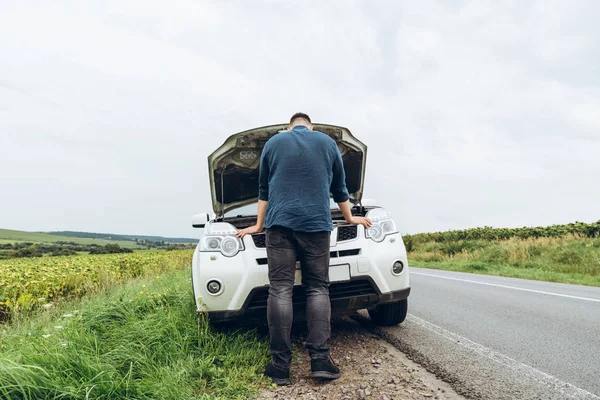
[258,126,350,232]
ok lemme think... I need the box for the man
[236,113,371,385]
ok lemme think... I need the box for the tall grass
[409,234,600,286]
[0,268,270,399]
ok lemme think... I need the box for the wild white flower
[61,343,68,347]
[62,314,73,318]
[54,325,63,329]
[42,303,53,309]
[42,334,51,338]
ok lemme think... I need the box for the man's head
[289,112,312,130]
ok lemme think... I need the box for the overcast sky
[1,0,599,238]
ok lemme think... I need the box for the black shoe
[310,357,341,380]
[264,363,290,386]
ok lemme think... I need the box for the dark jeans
[265,226,332,370]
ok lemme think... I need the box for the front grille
[247,280,376,310]
[337,225,358,241]
[252,234,266,248]
[253,227,358,248]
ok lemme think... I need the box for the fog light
[392,261,404,275]
[207,280,222,294]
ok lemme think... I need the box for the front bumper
[192,229,411,321]
[206,277,411,322]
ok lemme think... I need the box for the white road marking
[411,271,600,303]
[407,314,600,400]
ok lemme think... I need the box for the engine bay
[221,206,369,229]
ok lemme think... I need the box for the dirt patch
[256,317,464,400]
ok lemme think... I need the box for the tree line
[403,220,600,252]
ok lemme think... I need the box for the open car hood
[208,123,367,216]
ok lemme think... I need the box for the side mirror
[192,213,210,228]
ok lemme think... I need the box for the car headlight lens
[366,224,384,242]
[200,222,244,257]
[221,237,241,257]
[206,237,222,250]
[365,208,398,243]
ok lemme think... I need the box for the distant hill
[0,229,198,248]
[0,229,139,248]
[47,231,197,244]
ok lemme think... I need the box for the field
[405,221,600,286]
[0,267,269,399]
[0,229,197,260]
[0,229,139,248]
[0,246,270,399]
[0,250,194,319]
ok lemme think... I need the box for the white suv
[191,124,410,326]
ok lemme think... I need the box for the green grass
[0,269,270,399]
[408,234,600,286]
[410,261,600,286]
[0,229,139,248]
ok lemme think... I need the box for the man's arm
[235,199,267,238]
[236,148,270,238]
[330,142,350,204]
[337,200,372,228]
[255,199,268,230]
[257,144,270,203]
[331,142,371,228]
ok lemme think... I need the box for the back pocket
[266,229,287,247]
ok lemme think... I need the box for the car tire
[368,299,408,326]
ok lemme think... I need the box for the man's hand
[347,216,372,228]
[337,201,373,228]
[236,224,263,238]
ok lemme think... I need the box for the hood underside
[208,123,367,216]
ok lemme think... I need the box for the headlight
[221,237,241,257]
[366,224,384,242]
[205,237,222,250]
[200,222,244,257]
[365,208,398,243]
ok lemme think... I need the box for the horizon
[3,216,599,240]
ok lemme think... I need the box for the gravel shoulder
[256,316,464,400]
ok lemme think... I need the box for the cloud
[0,0,598,237]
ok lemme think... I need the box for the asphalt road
[359,267,600,400]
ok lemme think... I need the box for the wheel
[368,299,408,326]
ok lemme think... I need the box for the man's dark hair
[290,112,311,124]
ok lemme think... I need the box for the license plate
[329,264,351,282]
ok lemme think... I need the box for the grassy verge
[408,234,600,286]
[0,268,270,399]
